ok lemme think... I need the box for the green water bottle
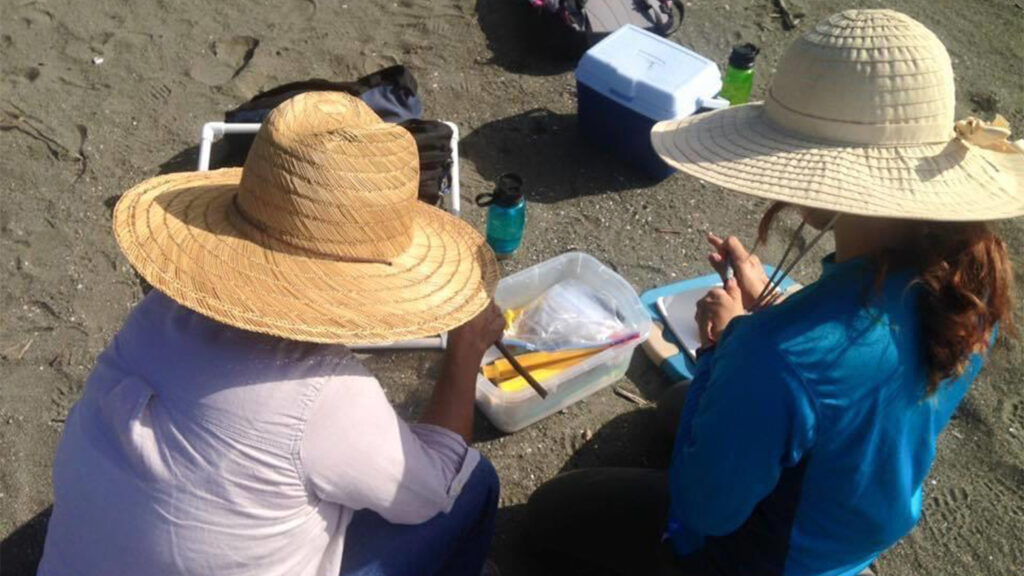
[720,43,760,105]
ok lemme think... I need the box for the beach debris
[613,385,651,407]
[770,0,802,30]
[73,124,88,181]
[92,56,104,65]
[1,338,34,361]
[582,428,593,442]
[16,338,34,360]
[1,104,80,163]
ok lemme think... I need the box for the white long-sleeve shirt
[38,291,478,576]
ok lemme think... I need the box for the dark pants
[527,382,690,576]
[340,457,500,576]
[527,383,877,576]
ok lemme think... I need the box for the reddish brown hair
[758,202,1017,394]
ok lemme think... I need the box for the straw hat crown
[765,9,955,146]
[234,92,419,262]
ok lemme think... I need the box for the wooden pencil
[494,340,549,399]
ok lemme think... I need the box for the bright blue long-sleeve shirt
[668,255,985,576]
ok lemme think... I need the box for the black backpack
[400,120,454,207]
[530,0,684,58]
[218,66,453,207]
[226,65,422,125]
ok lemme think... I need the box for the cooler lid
[576,25,722,121]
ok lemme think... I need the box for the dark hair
[757,202,1017,394]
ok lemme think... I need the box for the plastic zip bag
[502,279,629,351]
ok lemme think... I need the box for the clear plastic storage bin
[475,252,651,433]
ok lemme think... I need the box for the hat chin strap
[753,212,841,310]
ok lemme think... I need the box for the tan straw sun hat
[652,9,1024,221]
[114,91,498,344]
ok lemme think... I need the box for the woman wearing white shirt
[38,92,505,576]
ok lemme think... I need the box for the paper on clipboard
[656,280,806,361]
[655,284,722,361]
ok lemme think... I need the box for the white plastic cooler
[575,25,724,179]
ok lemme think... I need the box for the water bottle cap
[476,173,524,208]
[728,43,760,70]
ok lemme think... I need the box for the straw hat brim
[652,104,1024,221]
[113,168,499,344]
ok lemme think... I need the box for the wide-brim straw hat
[652,9,1024,221]
[114,92,498,344]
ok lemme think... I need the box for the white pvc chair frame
[195,120,464,351]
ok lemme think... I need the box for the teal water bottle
[720,43,760,105]
[476,173,526,259]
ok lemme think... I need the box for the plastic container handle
[696,96,730,111]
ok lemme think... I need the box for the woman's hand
[707,233,770,310]
[423,302,506,443]
[695,278,745,347]
[446,302,507,365]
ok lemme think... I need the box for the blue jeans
[340,457,500,576]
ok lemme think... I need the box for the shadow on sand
[474,0,582,76]
[487,351,678,575]
[490,405,675,576]
[1,506,51,576]
[461,108,658,204]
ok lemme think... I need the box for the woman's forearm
[421,346,479,443]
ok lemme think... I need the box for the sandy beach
[2,0,1022,574]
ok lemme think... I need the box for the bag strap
[357,65,418,97]
[660,0,685,35]
[634,0,685,35]
[559,0,684,35]
[558,0,588,31]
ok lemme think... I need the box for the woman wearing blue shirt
[527,9,1022,576]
